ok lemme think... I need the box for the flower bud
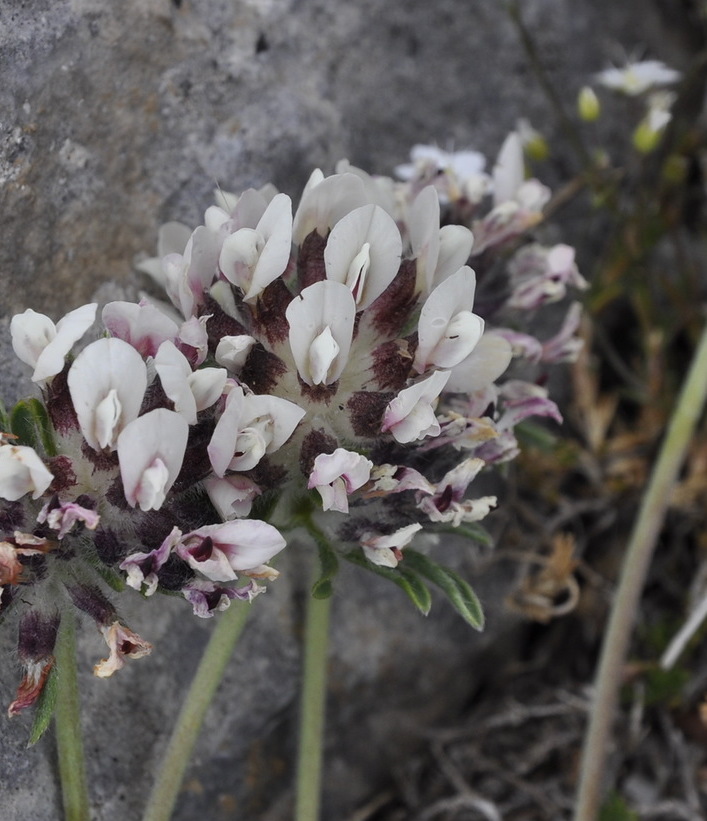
[578,86,601,122]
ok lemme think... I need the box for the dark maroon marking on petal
[80,442,120,472]
[190,536,214,562]
[45,367,79,435]
[105,474,130,509]
[240,345,288,394]
[46,455,77,494]
[172,419,214,492]
[299,429,338,477]
[252,278,294,345]
[347,391,393,437]
[18,610,60,661]
[94,528,126,565]
[297,230,328,290]
[249,456,287,490]
[157,555,194,591]
[435,484,454,513]
[368,259,419,338]
[140,378,171,416]
[202,294,249,352]
[0,501,25,534]
[65,583,116,626]
[298,377,338,404]
[370,339,414,391]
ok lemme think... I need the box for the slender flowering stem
[142,600,251,821]
[54,609,90,821]
[574,321,707,821]
[295,569,333,821]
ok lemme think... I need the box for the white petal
[434,225,474,284]
[215,335,256,372]
[102,300,178,357]
[324,204,402,309]
[445,334,513,393]
[493,132,524,206]
[68,338,148,451]
[382,370,451,443]
[309,326,340,385]
[10,310,56,369]
[292,173,366,245]
[286,280,356,386]
[241,394,306,452]
[244,193,293,301]
[154,341,197,424]
[189,368,228,412]
[0,445,53,501]
[408,186,441,293]
[415,267,482,372]
[208,387,245,477]
[118,409,189,510]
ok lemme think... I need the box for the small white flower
[308,448,373,513]
[286,280,356,386]
[0,445,53,501]
[154,341,226,424]
[11,303,97,382]
[68,338,148,451]
[382,370,451,443]
[361,523,423,567]
[117,409,189,511]
[595,59,681,96]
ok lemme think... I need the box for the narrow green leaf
[431,522,494,548]
[28,664,58,746]
[10,398,58,456]
[344,549,432,616]
[0,398,10,432]
[404,550,485,629]
[515,419,559,450]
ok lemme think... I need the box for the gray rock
[0,0,692,818]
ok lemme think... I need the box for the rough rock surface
[0,1,692,818]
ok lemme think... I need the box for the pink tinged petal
[38,501,100,538]
[93,621,152,678]
[492,328,544,362]
[215,335,256,372]
[183,579,265,618]
[382,369,451,443]
[324,204,403,309]
[68,338,148,451]
[0,445,53,501]
[444,334,513,393]
[178,520,286,582]
[102,300,178,357]
[493,132,524,205]
[415,267,484,372]
[292,172,367,245]
[408,186,441,292]
[307,448,373,513]
[367,464,435,496]
[118,409,189,511]
[541,303,584,364]
[0,541,23,584]
[286,280,356,386]
[11,303,98,382]
[119,526,181,595]
[8,658,55,716]
[361,523,423,567]
[203,475,262,520]
[177,315,210,367]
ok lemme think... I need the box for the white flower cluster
[0,133,586,714]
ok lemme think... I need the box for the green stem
[574,321,707,821]
[295,584,332,821]
[142,600,251,821]
[54,610,90,821]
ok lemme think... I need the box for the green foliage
[404,549,484,629]
[311,537,339,599]
[431,521,493,548]
[0,398,10,432]
[344,549,432,616]
[643,666,691,708]
[599,792,638,821]
[10,398,58,457]
[27,665,58,747]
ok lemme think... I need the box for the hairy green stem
[574,321,707,821]
[142,600,251,821]
[295,585,332,821]
[54,610,90,821]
